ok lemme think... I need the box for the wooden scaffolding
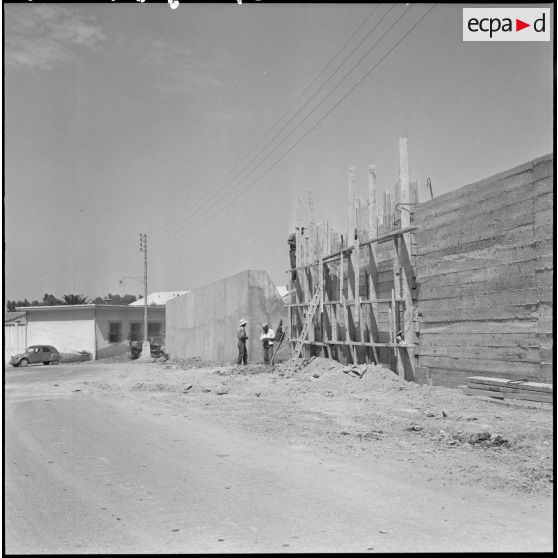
[287,138,419,380]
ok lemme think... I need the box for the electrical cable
[6,5,389,290]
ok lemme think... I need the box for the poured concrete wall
[414,154,553,387]
[166,270,286,364]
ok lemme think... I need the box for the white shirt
[260,328,275,345]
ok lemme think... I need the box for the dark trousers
[263,343,272,365]
[237,341,247,365]
[289,251,297,280]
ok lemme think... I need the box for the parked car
[10,345,61,367]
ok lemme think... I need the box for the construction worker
[260,322,275,365]
[288,231,297,280]
[237,319,248,365]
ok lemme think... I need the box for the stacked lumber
[465,376,553,404]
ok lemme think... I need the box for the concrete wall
[166,270,286,364]
[414,154,553,387]
[25,307,96,355]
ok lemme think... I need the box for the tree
[62,294,90,305]
[6,298,39,311]
[42,293,62,306]
[91,293,138,305]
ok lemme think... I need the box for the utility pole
[139,233,150,360]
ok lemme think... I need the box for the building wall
[414,154,553,387]
[94,307,166,359]
[166,270,286,364]
[25,308,96,355]
[4,323,27,364]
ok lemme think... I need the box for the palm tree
[62,294,90,305]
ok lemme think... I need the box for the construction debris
[342,364,367,378]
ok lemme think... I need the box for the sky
[3,1,554,304]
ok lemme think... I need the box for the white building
[15,304,166,360]
[129,291,188,306]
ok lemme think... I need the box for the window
[109,322,122,343]
[129,322,142,342]
[148,321,163,342]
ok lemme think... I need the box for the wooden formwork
[287,138,419,381]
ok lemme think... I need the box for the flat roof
[15,304,165,312]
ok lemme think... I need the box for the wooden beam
[399,137,410,229]
[320,226,419,264]
[296,195,304,267]
[398,137,415,381]
[383,190,392,230]
[368,165,377,238]
[347,167,356,249]
[354,231,360,338]
[291,339,415,349]
[465,387,552,404]
[467,376,552,393]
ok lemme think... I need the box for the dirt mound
[131,381,182,393]
[214,364,272,376]
[290,356,408,391]
[172,356,217,369]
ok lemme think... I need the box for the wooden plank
[368,164,377,237]
[399,138,410,229]
[464,387,553,404]
[418,288,540,312]
[416,183,535,229]
[416,344,539,363]
[347,167,355,249]
[415,244,536,277]
[417,331,538,347]
[419,321,539,335]
[466,376,553,393]
[417,198,536,238]
[418,355,540,375]
[418,304,538,322]
[292,339,415,348]
[416,275,537,300]
[321,226,417,264]
[415,221,534,256]
[416,260,536,289]
[416,165,534,217]
[467,383,553,397]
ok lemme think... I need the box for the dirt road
[5,359,554,553]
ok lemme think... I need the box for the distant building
[129,291,188,306]
[4,312,27,363]
[13,304,166,361]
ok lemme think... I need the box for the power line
[145,4,410,250]
[6,6,389,289]
[98,5,394,252]
[149,4,417,245]
[151,4,437,248]
[8,4,436,293]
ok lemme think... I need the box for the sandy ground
[57,355,554,496]
[5,355,554,553]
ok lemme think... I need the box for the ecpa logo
[463,8,550,41]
